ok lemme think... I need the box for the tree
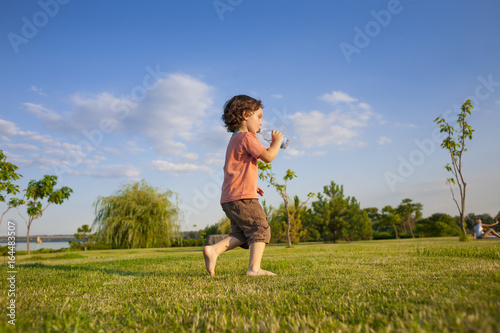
[72,224,95,251]
[258,161,314,247]
[380,205,401,239]
[396,198,423,238]
[311,181,371,243]
[342,197,372,242]
[434,99,474,236]
[203,216,231,237]
[262,200,286,243]
[17,175,73,255]
[0,150,24,227]
[272,196,309,244]
[93,179,180,249]
[416,213,461,237]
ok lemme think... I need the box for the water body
[0,241,71,251]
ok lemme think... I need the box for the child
[203,95,284,276]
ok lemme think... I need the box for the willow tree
[93,179,180,249]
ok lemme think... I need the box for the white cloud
[68,164,141,180]
[30,85,47,97]
[289,110,367,148]
[311,151,328,156]
[319,91,358,105]
[20,73,215,157]
[288,91,379,149]
[203,152,225,166]
[23,103,62,123]
[284,147,306,158]
[395,122,417,128]
[109,73,215,155]
[271,94,283,99]
[182,153,199,162]
[152,160,214,174]
[377,137,392,145]
[67,92,128,133]
[3,143,38,151]
[0,118,19,138]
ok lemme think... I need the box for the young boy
[203,95,284,276]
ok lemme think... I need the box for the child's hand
[271,130,284,146]
[257,187,264,196]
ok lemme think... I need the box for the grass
[1,237,499,332]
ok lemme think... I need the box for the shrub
[372,231,393,240]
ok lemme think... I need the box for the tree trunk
[460,183,467,235]
[285,201,291,247]
[26,223,31,255]
[408,218,415,238]
[392,222,399,239]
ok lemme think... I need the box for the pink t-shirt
[220,132,267,204]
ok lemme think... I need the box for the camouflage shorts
[221,199,271,249]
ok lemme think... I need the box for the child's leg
[203,236,244,276]
[246,241,276,276]
[485,229,500,238]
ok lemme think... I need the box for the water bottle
[258,129,289,149]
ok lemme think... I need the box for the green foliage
[203,216,231,237]
[369,199,424,240]
[23,175,73,220]
[0,149,23,202]
[72,224,96,251]
[458,232,471,242]
[416,213,461,238]
[395,198,422,238]
[0,149,25,226]
[93,179,180,249]
[311,181,371,242]
[372,231,393,240]
[15,174,73,254]
[258,161,314,247]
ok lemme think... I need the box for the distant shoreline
[0,235,75,243]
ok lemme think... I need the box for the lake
[0,241,71,251]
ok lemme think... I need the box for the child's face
[244,107,263,134]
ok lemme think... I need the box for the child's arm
[259,130,284,163]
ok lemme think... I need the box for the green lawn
[2,238,500,332]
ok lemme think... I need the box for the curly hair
[222,95,263,132]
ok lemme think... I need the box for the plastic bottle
[258,129,289,149]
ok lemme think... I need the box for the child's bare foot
[203,246,217,276]
[246,269,277,276]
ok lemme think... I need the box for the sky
[1,0,499,237]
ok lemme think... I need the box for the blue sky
[1,0,499,236]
